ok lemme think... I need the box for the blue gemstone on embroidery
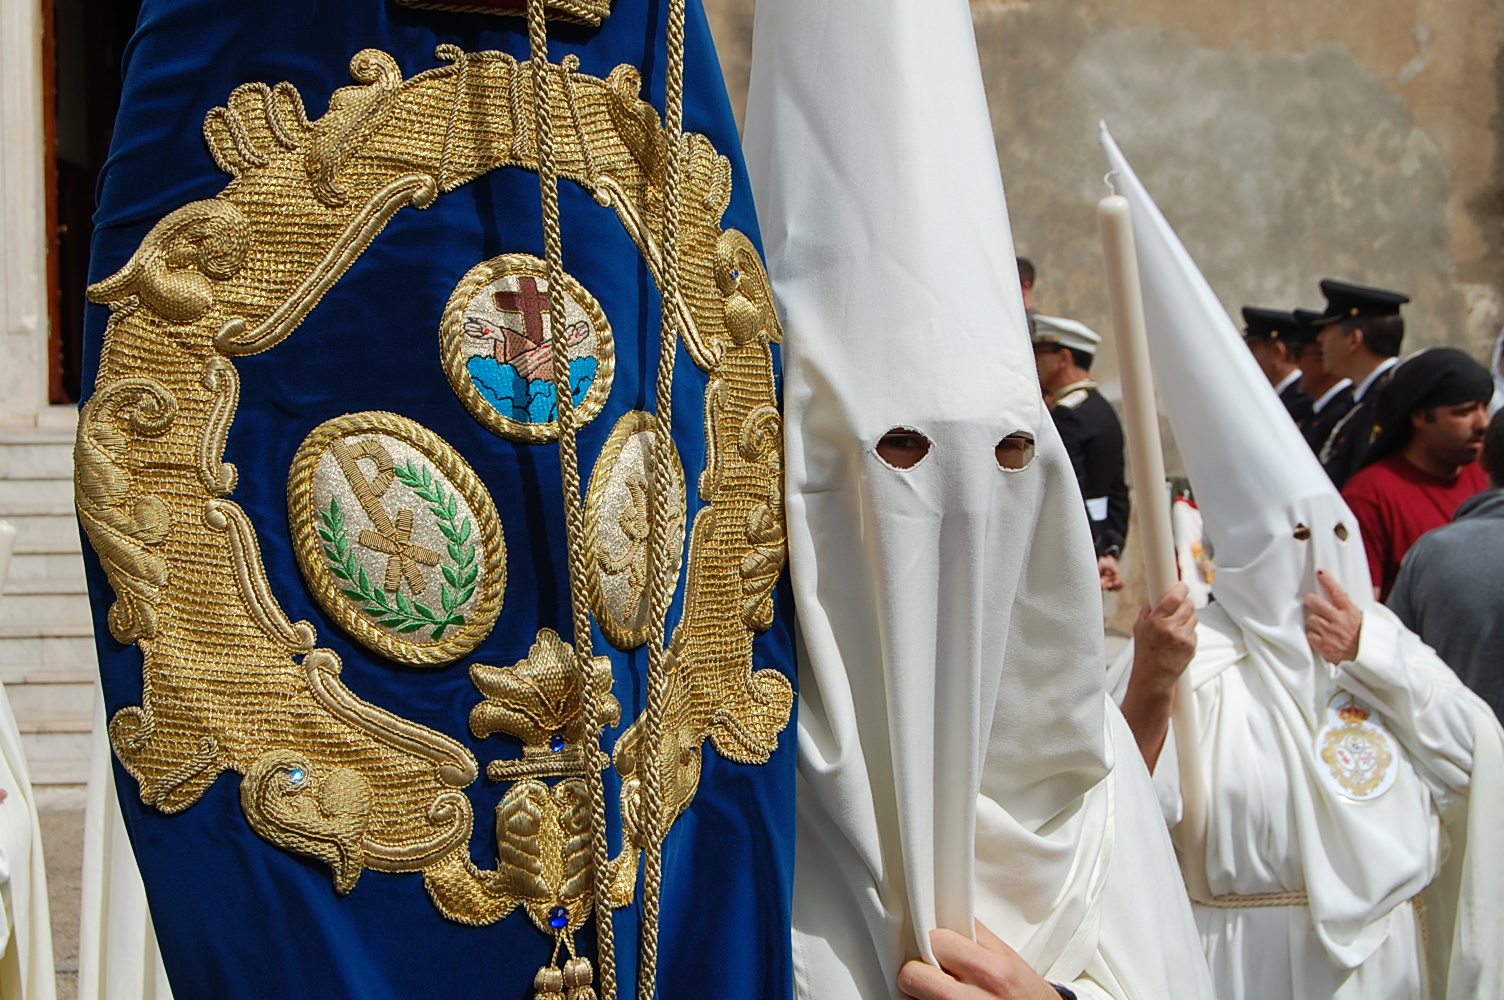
[467,355,597,424]
[288,768,306,785]
[548,905,569,929]
[549,733,566,753]
[731,269,741,281]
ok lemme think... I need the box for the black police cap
[1313,279,1409,325]
[1241,306,1300,343]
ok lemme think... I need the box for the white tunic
[1100,129,1504,1000]
[746,6,1215,999]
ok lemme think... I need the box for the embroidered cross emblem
[330,437,441,595]
[495,275,550,348]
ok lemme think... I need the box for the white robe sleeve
[1339,605,1504,1000]
[78,690,175,1000]
[0,682,56,1000]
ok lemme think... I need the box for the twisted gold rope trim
[637,4,689,994]
[527,5,619,996]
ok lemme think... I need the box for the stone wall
[707,0,1504,376]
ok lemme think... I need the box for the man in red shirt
[1342,347,1494,599]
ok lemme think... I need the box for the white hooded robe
[743,7,1214,999]
[1101,126,1504,1000]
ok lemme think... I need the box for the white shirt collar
[1274,369,1302,396]
[1313,378,1353,413]
[1352,356,1400,402]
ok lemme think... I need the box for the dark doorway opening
[45,0,143,404]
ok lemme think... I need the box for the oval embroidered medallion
[584,411,685,649]
[441,253,615,443]
[288,412,505,665]
[1317,692,1397,802]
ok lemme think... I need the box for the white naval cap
[1030,314,1102,355]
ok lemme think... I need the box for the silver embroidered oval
[288,411,505,665]
[585,411,686,649]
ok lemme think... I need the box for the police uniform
[1292,308,1354,454]
[1313,280,1410,489]
[1034,315,1130,558]
[1241,306,1312,423]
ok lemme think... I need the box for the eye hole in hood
[995,432,1036,471]
[875,427,932,470]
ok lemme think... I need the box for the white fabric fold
[744,7,1211,998]
[78,690,174,1000]
[1101,123,1504,996]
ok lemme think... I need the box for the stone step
[18,713,92,735]
[6,679,94,720]
[2,513,82,555]
[0,592,93,630]
[0,479,72,516]
[27,759,89,787]
[0,435,74,481]
[3,553,87,593]
[0,668,94,685]
[0,633,98,667]
[20,728,93,769]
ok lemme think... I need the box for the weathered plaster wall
[973,0,1504,386]
[707,0,1504,367]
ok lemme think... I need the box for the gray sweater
[1388,487,1504,720]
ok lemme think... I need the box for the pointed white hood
[1099,125,1459,969]
[744,1,1133,994]
[1099,125,1372,694]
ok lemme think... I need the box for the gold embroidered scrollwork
[81,44,792,931]
[75,377,178,644]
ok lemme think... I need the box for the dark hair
[1017,257,1035,286]
[1344,313,1404,357]
[1066,346,1094,371]
[1485,407,1504,483]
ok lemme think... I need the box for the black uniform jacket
[1280,376,1314,425]
[1321,366,1395,490]
[1051,381,1130,558]
[1300,384,1355,456]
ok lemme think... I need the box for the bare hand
[1304,569,1362,663]
[1098,554,1124,592]
[1120,583,1198,770]
[899,923,1061,1000]
[1132,582,1198,691]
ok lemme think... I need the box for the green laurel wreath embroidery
[316,460,480,640]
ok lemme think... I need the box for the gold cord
[637,2,688,997]
[526,3,618,997]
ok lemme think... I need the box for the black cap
[1241,306,1300,343]
[1361,348,1494,467]
[1290,308,1326,345]
[1313,279,1409,325]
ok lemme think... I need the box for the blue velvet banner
[79,3,796,998]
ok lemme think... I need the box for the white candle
[1098,192,1212,901]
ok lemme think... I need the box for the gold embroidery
[1318,694,1397,801]
[470,628,620,782]
[216,173,438,356]
[392,0,613,26]
[426,629,632,932]
[197,358,239,495]
[204,499,316,652]
[585,412,685,649]
[81,45,791,936]
[440,253,615,443]
[75,377,178,644]
[288,412,506,666]
[87,200,249,325]
[242,749,373,894]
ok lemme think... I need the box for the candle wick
[1103,170,1120,195]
